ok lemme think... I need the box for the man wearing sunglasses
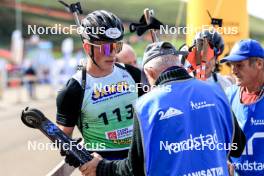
[56,10,143,167]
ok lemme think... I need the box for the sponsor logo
[242,132,264,155]
[92,81,129,101]
[251,117,264,126]
[106,131,118,140]
[160,131,219,154]
[105,126,133,140]
[234,160,264,171]
[190,100,215,110]
[159,107,183,120]
[183,167,224,176]
[159,131,237,154]
[105,28,121,39]
[113,138,132,145]
[45,122,60,135]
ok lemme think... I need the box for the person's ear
[144,67,156,85]
[144,67,153,77]
[83,42,91,55]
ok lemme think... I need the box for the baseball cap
[220,39,264,63]
[142,41,188,67]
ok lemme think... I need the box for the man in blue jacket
[221,39,264,176]
[79,41,245,176]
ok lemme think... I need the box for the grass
[21,0,187,25]
[0,2,186,58]
[249,15,264,41]
[1,0,264,58]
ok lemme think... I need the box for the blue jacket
[96,67,245,176]
[135,68,234,176]
[226,85,264,176]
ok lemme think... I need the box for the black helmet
[81,10,124,42]
[193,29,224,57]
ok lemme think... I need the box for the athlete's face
[83,40,123,71]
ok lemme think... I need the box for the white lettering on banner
[251,117,264,126]
[183,167,224,176]
[190,101,215,110]
[242,132,264,155]
[234,160,264,171]
[160,131,219,154]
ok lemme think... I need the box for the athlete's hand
[79,153,103,176]
[60,138,82,168]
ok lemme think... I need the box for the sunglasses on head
[87,41,123,56]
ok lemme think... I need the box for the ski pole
[143,8,159,42]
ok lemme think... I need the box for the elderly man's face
[230,59,261,87]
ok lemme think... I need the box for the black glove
[60,138,82,168]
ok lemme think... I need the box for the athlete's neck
[86,62,114,78]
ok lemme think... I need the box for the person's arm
[56,78,86,167]
[80,113,145,176]
[229,112,246,158]
[56,78,83,136]
[58,125,74,137]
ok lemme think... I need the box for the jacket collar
[155,66,192,85]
